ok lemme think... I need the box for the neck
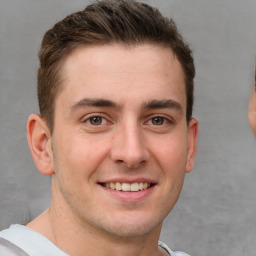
[27,193,164,256]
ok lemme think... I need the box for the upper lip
[98,177,157,184]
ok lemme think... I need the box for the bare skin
[27,44,198,256]
[249,89,256,136]
[27,209,168,256]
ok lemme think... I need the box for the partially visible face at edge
[46,44,198,238]
[248,72,256,136]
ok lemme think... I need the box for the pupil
[90,117,102,125]
[152,117,164,125]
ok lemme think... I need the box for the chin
[92,211,163,238]
[103,222,161,238]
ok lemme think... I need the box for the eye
[144,115,175,130]
[151,116,165,125]
[83,115,108,126]
[89,116,104,125]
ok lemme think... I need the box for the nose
[110,123,150,168]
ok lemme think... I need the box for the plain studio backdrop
[0,1,256,255]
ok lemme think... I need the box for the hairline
[48,41,190,133]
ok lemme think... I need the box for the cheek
[54,134,110,177]
[153,136,188,169]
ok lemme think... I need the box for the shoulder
[158,241,191,256]
[172,252,191,256]
[0,237,29,256]
[0,224,68,256]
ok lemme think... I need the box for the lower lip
[100,185,156,202]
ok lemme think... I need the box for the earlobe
[27,114,54,176]
[185,118,198,173]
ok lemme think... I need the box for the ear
[248,90,256,136]
[185,118,198,173]
[27,114,54,176]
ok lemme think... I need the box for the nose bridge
[110,118,149,168]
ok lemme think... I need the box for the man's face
[49,44,197,237]
[249,88,256,136]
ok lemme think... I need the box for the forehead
[58,43,186,108]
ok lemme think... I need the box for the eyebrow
[71,98,182,113]
[71,98,119,112]
[142,99,183,112]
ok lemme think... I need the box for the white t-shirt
[0,224,190,256]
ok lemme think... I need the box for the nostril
[113,159,145,169]
[126,160,147,169]
[116,159,124,164]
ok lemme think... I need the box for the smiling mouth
[100,182,154,192]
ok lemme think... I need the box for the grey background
[0,0,256,255]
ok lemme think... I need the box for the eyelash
[145,115,174,126]
[149,116,168,125]
[82,114,110,126]
[81,113,175,129]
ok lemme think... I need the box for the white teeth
[122,183,130,191]
[116,182,122,191]
[110,182,115,189]
[131,183,139,192]
[104,182,151,192]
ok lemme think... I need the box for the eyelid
[81,113,111,124]
[144,114,175,125]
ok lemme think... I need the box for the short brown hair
[38,0,195,132]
